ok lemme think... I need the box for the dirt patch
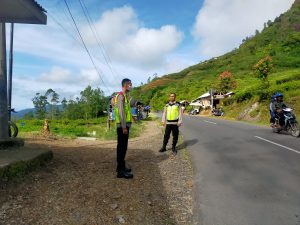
[0,121,193,225]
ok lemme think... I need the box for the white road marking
[254,136,300,154]
[203,120,217,125]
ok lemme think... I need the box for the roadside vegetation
[15,85,144,140]
[16,118,144,140]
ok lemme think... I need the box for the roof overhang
[0,0,47,24]
[197,92,211,99]
[190,102,203,106]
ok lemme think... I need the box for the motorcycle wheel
[8,121,18,138]
[290,123,300,137]
[272,128,281,133]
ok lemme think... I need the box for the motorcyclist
[269,94,276,126]
[271,92,288,127]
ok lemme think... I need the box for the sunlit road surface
[181,116,300,225]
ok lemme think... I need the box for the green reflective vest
[166,103,180,121]
[114,93,132,124]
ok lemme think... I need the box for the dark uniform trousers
[117,127,130,172]
[163,124,179,149]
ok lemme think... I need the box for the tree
[253,56,273,83]
[216,71,237,93]
[80,85,106,120]
[65,99,84,120]
[264,22,267,29]
[267,20,272,27]
[32,93,48,119]
[61,97,68,119]
[61,98,67,110]
[45,89,60,120]
[254,56,274,100]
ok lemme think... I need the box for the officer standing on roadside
[159,93,183,155]
[113,78,140,179]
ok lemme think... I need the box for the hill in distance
[131,0,300,123]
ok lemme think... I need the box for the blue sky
[8,0,295,109]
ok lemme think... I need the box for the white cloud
[39,67,74,84]
[192,0,295,58]
[13,22,97,68]
[81,6,183,68]
[12,66,107,110]
[9,5,186,109]
[38,66,100,85]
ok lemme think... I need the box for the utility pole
[8,23,14,121]
[0,23,9,140]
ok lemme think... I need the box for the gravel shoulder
[0,120,193,225]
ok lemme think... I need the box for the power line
[48,13,81,46]
[78,0,123,80]
[48,6,113,92]
[63,0,111,94]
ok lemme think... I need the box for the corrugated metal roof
[31,0,47,13]
[197,92,211,99]
[0,0,47,24]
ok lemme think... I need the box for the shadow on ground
[0,140,177,225]
[177,138,198,151]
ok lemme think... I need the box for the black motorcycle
[272,108,300,137]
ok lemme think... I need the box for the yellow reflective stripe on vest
[114,94,132,123]
[166,104,179,121]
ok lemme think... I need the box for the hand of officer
[177,123,182,127]
[162,122,166,127]
[122,127,128,134]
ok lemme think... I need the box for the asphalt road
[180,116,300,225]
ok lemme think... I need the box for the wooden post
[0,23,9,140]
[8,23,14,121]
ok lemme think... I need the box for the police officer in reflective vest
[159,93,183,155]
[113,78,139,179]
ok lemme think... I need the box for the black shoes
[172,147,177,155]
[117,170,134,179]
[116,166,131,173]
[159,147,167,152]
[124,167,132,173]
[159,147,177,155]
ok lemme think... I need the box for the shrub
[216,71,237,93]
[254,56,273,82]
[235,91,253,103]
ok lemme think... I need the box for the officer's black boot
[172,146,177,155]
[117,170,133,179]
[116,161,133,178]
[159,146,167,152]
[116,164,132,173]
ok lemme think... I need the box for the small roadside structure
[0,1,50,180]
[191,92,211,109]
[0,0,47,142]
[213,91,235,109]
[190,91,235,113]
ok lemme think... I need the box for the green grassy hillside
[131,0,300,123]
